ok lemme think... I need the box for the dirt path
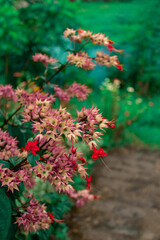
[67,149,160,240]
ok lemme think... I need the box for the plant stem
[0,106,21,129]
[100,157,111,172]
[46,62,68,83]
[11,158,27,171]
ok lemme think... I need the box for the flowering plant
[0,28,122,239]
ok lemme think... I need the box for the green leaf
[0,188,11,240]
[8,156,19,166]
[0,159,10,169]
[38,229,51,240]
[13,182,25,198]
[27,153,39,167]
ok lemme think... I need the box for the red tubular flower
[86,176,91,191]
[117,64,123,71]
[107,44,114,52]
[73,161,77,170]
[80,157,87,164]
[48,212,55,223]
[92,147,107,161]
[94,195,100,199]
[78,29,84,34]
[108,40,114,44]
[107,123,115,129]
[48,212,63,223]
[25,140,40,155]
[71,145,77,154]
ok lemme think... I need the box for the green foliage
[77,0,160,94]
[8,124,32,148]
[91,78,160,148]
[0,0,26,54]
[0,0,81,83]
[9,156,21,167]
[0,188,11,240]
[27,152,39,167]
[0,159,11,168]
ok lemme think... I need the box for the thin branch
[46,62,68,83]
[11,158,27,171]
[0,106,21,129]
[100,157,112,172]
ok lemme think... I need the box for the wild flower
[92,147,107,161]
[15,195,51,232]
[25,140,40,155]
[0,28,121,237]
[0,84,17,102]
[69,189,97,207]
[32,53,58,67]
[0,129,20,161]
[67,52,95,70]
[86,176,91,191]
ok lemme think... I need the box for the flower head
[15,196,51,232]
[25,140,39,155]
[86,176,91,191]
[92,147,107,161]
[32,53,58,67]
[48,212,55,223]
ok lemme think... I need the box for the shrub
[0,28,122,239]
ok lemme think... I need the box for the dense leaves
[0,188,11,240]
[0,0,81,84]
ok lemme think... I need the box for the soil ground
[67,148,160,240]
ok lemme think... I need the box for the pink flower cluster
[16,88,55,106]
[0,165,33,192]
[67,82,90,101]
[63,28,120,50]
[16,89,54,122]
[15,195,51,232]
[0,84,17,102]
[63,28,123,71]
[67,52,95,70]
[54,82,90,102]
[16,85,89,122]
[63,28,108,45]
[77,106,112,149]
[54,85,70,102]
[95,51,123,71]
[70,189,97,207]
[0,129,20,161]
[32,53,58,67]
[32,139,87,194]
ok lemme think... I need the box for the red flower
[117,64,123,71]
[86,176,91,191]
[92,148,107,161]
[25,140,39,155]
[71,145,77,154]
[94,195,100,199]
[78,29,84,34]
[48,212,63,223]
[80,157,87,164]
[48,212,55,223]
[108,40,114,44]
[107,123,115,129]
[73,161,77,170]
